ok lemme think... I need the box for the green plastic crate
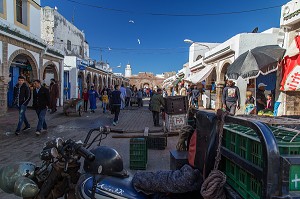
[224,158,262,199]
[224,124,300,161]
[130,138,147,170]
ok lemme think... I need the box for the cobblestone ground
[0,99,179,198]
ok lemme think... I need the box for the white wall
[6,0,14,23]
[29,3,41,37]
[41,7,86,58]
[64,56,78,98]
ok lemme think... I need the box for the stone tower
[125,64,132,77]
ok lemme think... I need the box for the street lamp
[184,39,210,50]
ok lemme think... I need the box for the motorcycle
[0,126,149,199]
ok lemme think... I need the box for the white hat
[258,83,267,88]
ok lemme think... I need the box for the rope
[176,125,194,151]
[200,110,228,199]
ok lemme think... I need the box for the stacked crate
[164,96,188,133]
[222,124,300,199]
[129,138,147,170]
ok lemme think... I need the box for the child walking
[82,88,89,112]
[102,91,109,113]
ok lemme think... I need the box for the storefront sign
[173,115,185,126]
[77,59,95,70]
[281,36,300,91]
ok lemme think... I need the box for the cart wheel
[79,106,83,117]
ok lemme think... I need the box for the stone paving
[0,99,179,198]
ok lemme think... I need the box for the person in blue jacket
[88,86,99,113]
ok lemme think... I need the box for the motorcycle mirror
[51,148,59,158]
[55,138,64,148]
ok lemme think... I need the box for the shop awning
[187,65,214,84]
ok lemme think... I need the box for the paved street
[0,99,178,198]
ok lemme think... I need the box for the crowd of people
[12,75,275,137]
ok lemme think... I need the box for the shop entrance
[7,54,37,107]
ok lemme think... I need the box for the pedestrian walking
[222,80,241,115]
[137,89,143,107]
[102,91,109,113]
[256,83,267,112]
[13,76,31,135]
[49,78,59,114]
[120,84,126,109]
[82,88,89,112]
[32,79,50,136]
[125,86,132,107]
[150,88,165,127]
[88,86,99,113]
[191,85,200,108]
[111,85,122,126]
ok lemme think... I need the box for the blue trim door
[7,67,19,107]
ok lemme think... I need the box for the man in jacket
[33,79,50,136]
[150,88,165,127]
[191,85,200,108]
[125,86,132,107]
[111,85,122,126]
[49,78,59,114]
[14,76,31,135]
[222,80,241,115]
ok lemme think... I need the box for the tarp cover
[132,164,202,195]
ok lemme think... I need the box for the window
[67,40,71,51]
[0,0,6,19]
[14,0,28,28]
[16,0,22,23]
[0,0,4,14]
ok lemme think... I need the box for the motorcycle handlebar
[84,126,110,145]
[73,143,95,161]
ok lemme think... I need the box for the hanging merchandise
[281,36,300,91]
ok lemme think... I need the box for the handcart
[63,98,83,116]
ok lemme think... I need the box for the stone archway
[215,62,231,110]
[8,49,38,79]
[99,75,103,92]
[86,73,91,90]
[103,76,107,87]
[78,71,85,98]
[93,74,98,91]
[7,50,39,107]
[41,61,59,87]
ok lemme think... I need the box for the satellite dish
[252,27,258,33]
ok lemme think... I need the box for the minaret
[125,64,132,77]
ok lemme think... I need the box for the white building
[41,7,128,98]
[0,0,64,115]
[125,64,132,77]
[278,0,300,115]
[185,28,284,113]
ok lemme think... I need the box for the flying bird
[137,39,141,45]
[129,20,134,24]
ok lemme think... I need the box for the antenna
[100,48,103,61]
[72,7,75,24]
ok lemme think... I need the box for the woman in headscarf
[88,86,99,113]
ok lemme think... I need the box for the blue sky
[41,0,287,75]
